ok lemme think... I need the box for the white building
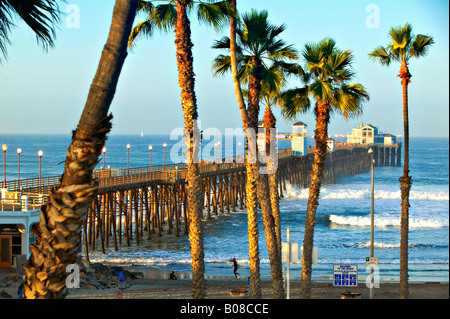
[292,122,307,155]
[327,137,335,152]
[347,123,378,144]
[377,133,397,145]
[1,190,40,269]
[347,123,397,145]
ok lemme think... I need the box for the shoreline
[67,265,449,299]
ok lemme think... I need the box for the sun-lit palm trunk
[398,61,412,299]
[229,1,261,298]
[247,58,284,299]
[263,106,281,257]
[23,0,139,299]
[300,102,330,299]
[174,0,206,299]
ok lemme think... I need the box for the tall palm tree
[245,68,287,259]
[213,9,298,299]
[128,0,233,299]
[0,0,60,62]
[281,38,369,299]
[369,23,434,299]
[22,0,140,299]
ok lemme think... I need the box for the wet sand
[65,267,448,299]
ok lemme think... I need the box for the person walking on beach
[232,258,240,278]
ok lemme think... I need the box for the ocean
[0,134,448,283]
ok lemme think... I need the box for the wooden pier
[1,145,395,256]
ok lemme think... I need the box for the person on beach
[169,271,177,280]
[232,258,240,278]
[18,281,24,299]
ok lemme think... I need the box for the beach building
[0,189,40,269]
[257,121,266,152]
[292,121,307,155]
[347,123,397,145]
[377,133,397,145]
[327,137,335,152]
[347,123,378,144]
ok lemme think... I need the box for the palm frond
[136,1,154,15]
[279,87,311,120]
[368,45,392,66]
[128,20,154,48]
[331,83,369,119]
[3,0,60,51]
[212,35,230,49]
[410,34,434,59]
[388,23,413,59]
[197,1,228,30]
[152,3,177,32]
[212,54,232,77]
[310,80,333,101]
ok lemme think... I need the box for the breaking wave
[329,214,448,228]
[285,183,449,201]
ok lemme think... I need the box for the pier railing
[0,194,45,211]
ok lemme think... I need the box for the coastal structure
[1,147,371,263]
[347,122,397,145]
[0,192,40,269]
[327,137,335,152]
[292,122,307,155]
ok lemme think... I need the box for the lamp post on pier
[238,142,241,163]
[126,144,131,175]
[163,143,167,168]
[17,148,21,182]
[368,147,375,299]
[102,147,106,171]
[149,145,152,170]
[2,144,7,185]
[38,150,43,187]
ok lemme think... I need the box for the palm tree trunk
[229,0,261,299]
[399,61,412,299]
[175,0,206,299]
[248,64,284,299]
[263,105,281,256]
[22,0,139,299]
[300,102,330,299]
[245,151,262,299]
[262,106,284,298]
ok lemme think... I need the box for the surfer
[232,258,240,278]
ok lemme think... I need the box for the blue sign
[333,265,358,287]
[118,271,124,283]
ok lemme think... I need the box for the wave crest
[329,214,448,228]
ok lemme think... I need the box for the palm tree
[128,0,233,299]
[369,23,434,299]
[0,0,60,62]
[281,38,369,299]
[22,0,140,299]
[213,9,298,299]
[246,69,287,259]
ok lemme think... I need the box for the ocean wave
[285,183,449,201]
[338,242,449,249]
[329,214,448,228]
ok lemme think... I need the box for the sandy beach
[65,278,449,300]
[62,267,448,300]
[1,265,447,300]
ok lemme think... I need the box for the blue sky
[0,0,448,137]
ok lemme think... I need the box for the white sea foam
[284,182,449,201]
[329,214,448,228]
